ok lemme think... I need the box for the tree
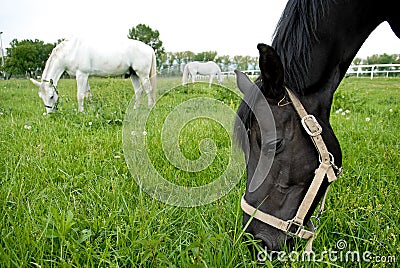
[165,52,177,73]
[174,51,185,71]
[215,55,231,71]
[183,51,195,63]
[194,51,217,62]
[365,53,397,65]
[248,56,259,70]
[232,55,248,70]
[4,39,55,78]
[352,57,362,65]
[159,52,169,72]
[128,24,165,69]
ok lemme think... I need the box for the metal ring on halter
[310,215,321,230]
[277,94,292,107]
[319,152,334,165]
[318,152,342,176]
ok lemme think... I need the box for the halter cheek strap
[241,87,342,253]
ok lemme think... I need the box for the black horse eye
[276,139,284,150]
[265,139,285,154]
[50,95,54,99]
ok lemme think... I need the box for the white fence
[233,65,400,79]
[193,70,260,81]
[220,70,260,79]
[346,64,400,79]
[197,64,400,80]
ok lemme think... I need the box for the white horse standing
[182,61,223,86]
[30,37,157,113]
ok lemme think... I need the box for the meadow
[0,76,399,267]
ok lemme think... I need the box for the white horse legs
[185,72,217,87]
[74,72,153,112]
[85,81,92,102]
[76,72,89,112]
[131,75,153,109]
[143,78,154,107]
[131,75,142,109]
[208,74,215,87]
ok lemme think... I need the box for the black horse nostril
[254,230,295,252]
[255,233,279,251]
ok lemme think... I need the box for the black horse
[235,0,400,251]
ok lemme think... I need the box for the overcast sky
[1,0,400,58]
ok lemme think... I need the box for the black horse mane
[236,0,335,141]
[272,0,334,94]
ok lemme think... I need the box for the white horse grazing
[30,37,157,113]
[182,61,223,86]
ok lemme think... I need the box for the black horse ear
[257,43,285,99]
[235,69,257,95]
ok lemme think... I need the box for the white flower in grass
[345,110,350,114]
[143,131,147,136]
[341,112,346,116]
[335,108,342,114]
[389,109,393,113]
[365,117,371,122]
[88,121,93,126]
[24,125,32,130]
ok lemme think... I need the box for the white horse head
[30,78,59,113]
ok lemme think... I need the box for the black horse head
[235,0,400,251]
[235,44,342,251]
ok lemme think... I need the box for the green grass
[0,77,399,267]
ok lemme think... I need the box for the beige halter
[241,87,342,253]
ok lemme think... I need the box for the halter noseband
[241,87,342,253]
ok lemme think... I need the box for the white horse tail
[150,51,157,101]
[182,64,189,85]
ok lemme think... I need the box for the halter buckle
[286,219,304,237]
[301,115,322,137]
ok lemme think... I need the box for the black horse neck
[272,0,399,101]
